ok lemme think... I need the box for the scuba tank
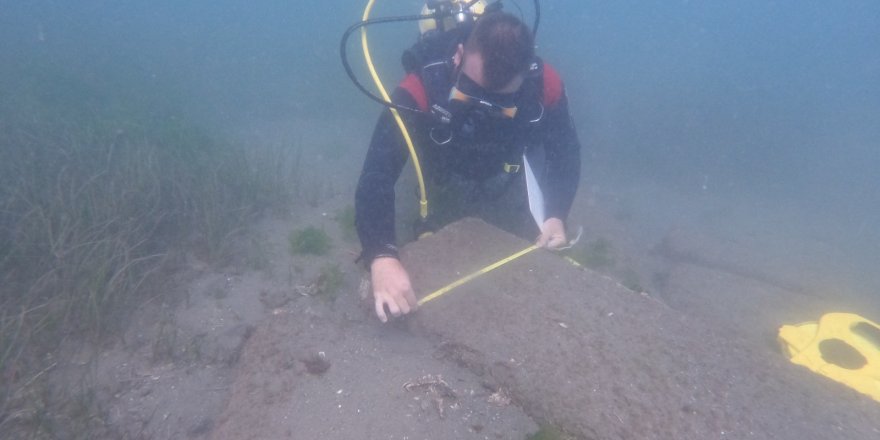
[418,0,490,35]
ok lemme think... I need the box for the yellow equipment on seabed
[778,312,880,402]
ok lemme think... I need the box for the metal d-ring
[529,103,545,124]
[430,126,453,145]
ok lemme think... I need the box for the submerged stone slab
[209,301,538,440]
[403,218,880,440]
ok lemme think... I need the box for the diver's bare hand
[370,257,418,323]
[536,217,567,249]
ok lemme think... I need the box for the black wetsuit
[355,68,581,264]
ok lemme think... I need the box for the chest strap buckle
[503,163,521,173]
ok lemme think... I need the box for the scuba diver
[350,1,582,322]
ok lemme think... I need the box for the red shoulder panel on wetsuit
[542,63,563,108]
[399,73,429,112]
[401,68,561,111]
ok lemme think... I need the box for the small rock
[209,324,254,366]
[187,417,213,437]
[302,353,331,376]
[259,290,291,309]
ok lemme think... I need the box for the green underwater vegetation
[527,424,571,440]
[0,58,293,437]
[315,264,345,299]
[288,226,333,256]
[336,204,358,242]
[621,267,646,293]
[566,237,616,269]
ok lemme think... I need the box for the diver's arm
[354,88,419,265]
[540,88,582,223]
[355,87,423,322]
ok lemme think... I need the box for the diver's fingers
[403,287,418,310]
[385,296,402,318]
[397,284,418,314]
[547,233,568,249]
[535,233,550,248]
[374,297,389,323]
[395,294,411,315]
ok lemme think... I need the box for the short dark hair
[463,12,535,91]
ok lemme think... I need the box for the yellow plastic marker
[778,312,880,402]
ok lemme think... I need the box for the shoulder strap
[400,26,473,113]
[511,58,546,126]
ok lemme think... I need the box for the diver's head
[453,12,534,93]
[433,12,535,145]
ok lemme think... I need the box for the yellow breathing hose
[361,0,429,219]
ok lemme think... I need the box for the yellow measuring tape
[417,245,583,306]
[418,245,538,305]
